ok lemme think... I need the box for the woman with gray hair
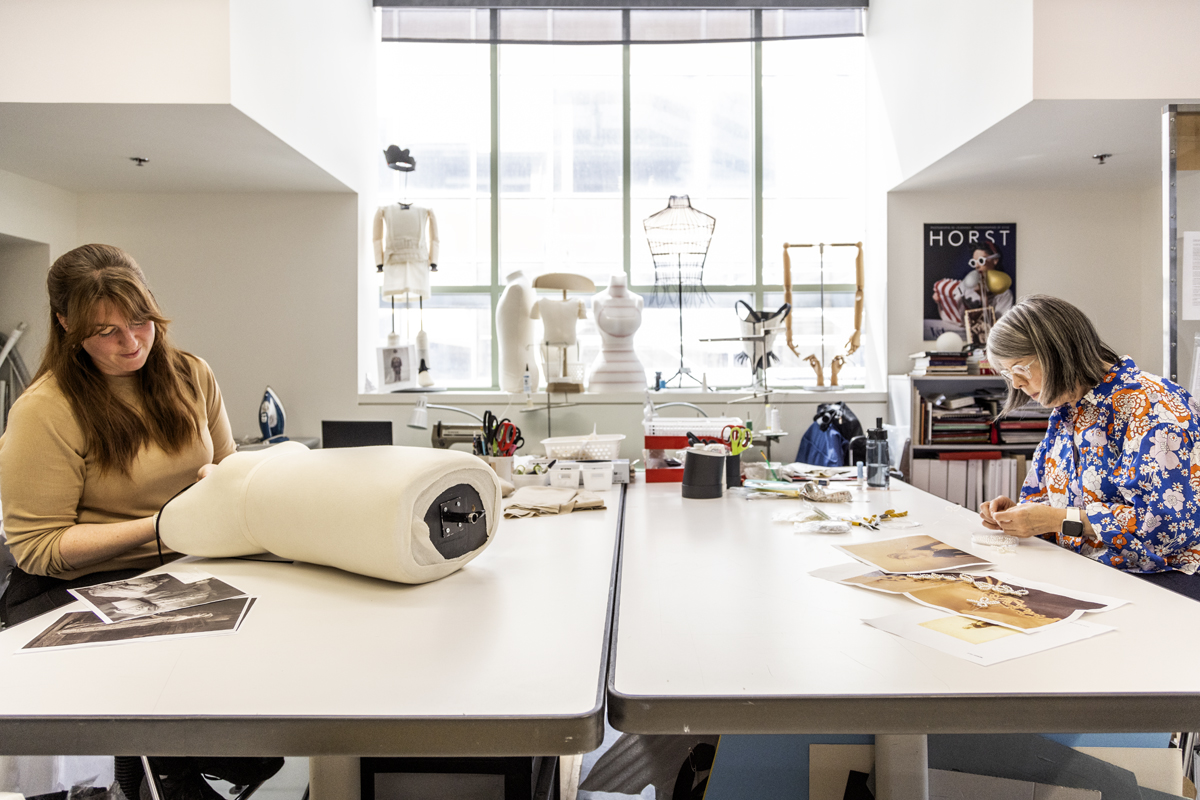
[978,295,1200,599]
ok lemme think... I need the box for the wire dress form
[643,195,715,387]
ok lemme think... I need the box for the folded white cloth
[503,486,606,518]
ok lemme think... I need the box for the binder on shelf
[928,459,949,501]
[946,461,968,507]
[911,458,931,493]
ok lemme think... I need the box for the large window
[375,33,865,390]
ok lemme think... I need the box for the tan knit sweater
[0,354,236,579]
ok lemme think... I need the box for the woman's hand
[990,502,1065,539]
[978,495,1016,529]
[196,463,216,481]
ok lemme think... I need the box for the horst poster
[923,223,1016,341]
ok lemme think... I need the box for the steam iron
[259,386,288,443]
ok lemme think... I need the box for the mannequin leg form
[417,298,434,387]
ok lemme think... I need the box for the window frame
[376,11,864,391]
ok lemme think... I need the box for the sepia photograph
[834,535,993,575]
[964,306,996,348]
[70,572,247,624]
[22,597,256,652]
[919,614,1017,645]
[903,579,1105,632]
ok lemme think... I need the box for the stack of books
[910,350,969,376]
[927,405,997,445]
[997,405,1052,444]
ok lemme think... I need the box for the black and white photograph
[376,342,417,391]
[69,572,247,624]
[924,223,1016,341]
[22,597,256,653]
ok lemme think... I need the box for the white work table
[0,487,624,757]
[610,480,1200,735]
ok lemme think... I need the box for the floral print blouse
[1020,356,1200,574]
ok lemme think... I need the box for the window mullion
[490,10,501,390]
[752,12,764,313]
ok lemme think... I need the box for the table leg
[309,756,360,800]
[874,734,928,800]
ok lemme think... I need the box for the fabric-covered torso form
[534,298,586,345]
[0,355,236,579]
[1020,356,1200,574]
[373,204,440,301]
[157,443,502,584]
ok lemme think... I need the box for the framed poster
[377,343,417,392]
[923,224,1016,341]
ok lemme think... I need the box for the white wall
[1034,0,1200,100]
[865,0,1034,186]
[75,193,362,439]
[0,169,79,365]
[229,0,376,195]
[0,0,230,104]
[887,185,1162,377]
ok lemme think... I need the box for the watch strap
[1066,507,1081,523]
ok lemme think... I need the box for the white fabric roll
[157,442,502,584]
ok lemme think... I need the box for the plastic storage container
[541,434,625,461]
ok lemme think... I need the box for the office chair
[321,420,394,449]
[116,755,283,800]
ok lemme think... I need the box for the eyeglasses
[968,253,1000,268]
[998,359,1036,383]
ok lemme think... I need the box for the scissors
[494,421,524,456]
[723,425,752,456]
[482,411,507,455]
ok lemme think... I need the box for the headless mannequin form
[373,204,439,301]
[497,270,540,393]
[588,274,646,392]
[531,273,594,393]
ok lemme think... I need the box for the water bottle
[866,417,889,489]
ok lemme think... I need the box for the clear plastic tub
[541,434,625,461]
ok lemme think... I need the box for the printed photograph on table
[22,597,256,652]
[924,223,1016,341]
[70,572,247,624]
[899,578,1106,632]
[920,615,1017,644]
[834,534,992,574]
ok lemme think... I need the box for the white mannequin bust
[588,274,646,392]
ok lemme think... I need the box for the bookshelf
[907,374,1046,510]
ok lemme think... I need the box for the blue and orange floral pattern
[1020,356,1200,574]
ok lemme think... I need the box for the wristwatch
[1060,507,1084,538]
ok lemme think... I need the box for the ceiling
[893,99,1197,193]
[0,103,349,194]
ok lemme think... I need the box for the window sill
[358,387,887,407]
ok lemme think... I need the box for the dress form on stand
[643,195,715,388]
[531,273,594,394]
[374,146,442,391]
[497,270,540,394]
[588,274,646,392]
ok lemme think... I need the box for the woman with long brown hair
[0,243,237,626]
